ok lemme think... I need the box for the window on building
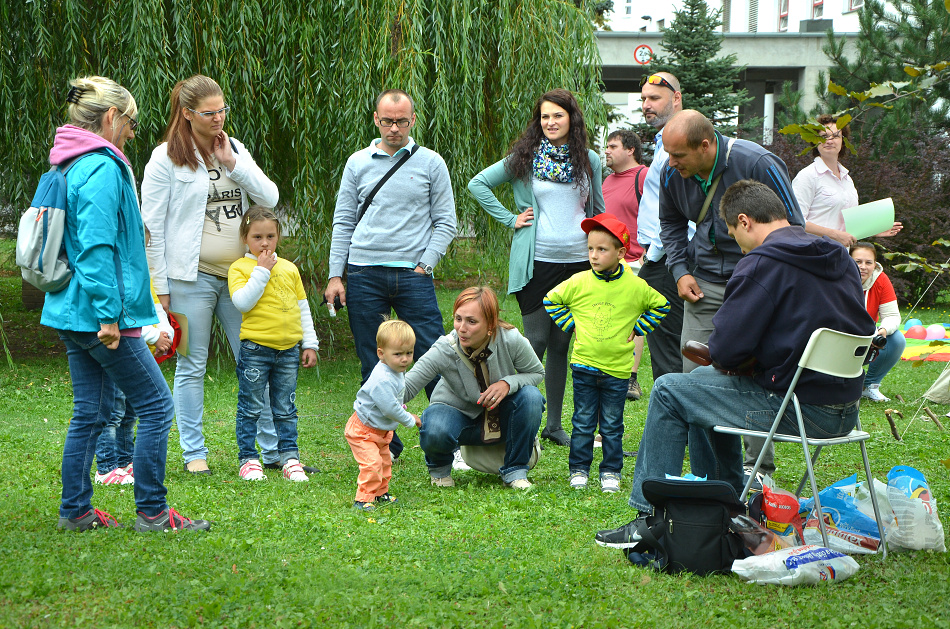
[813,0,824,18]
[778,0,789,31]
[657,18,665,29]
[847,0,864,10]
[625,0,633,16]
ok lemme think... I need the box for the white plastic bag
[732,545,859,586]
[886,466,946,552]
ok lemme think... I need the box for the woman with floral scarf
[468,89,604,447]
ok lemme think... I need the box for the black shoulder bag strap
[356,144,420,225]
[634,166,645,204]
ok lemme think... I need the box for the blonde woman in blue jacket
[44,76,209,532]
[468,89,604,447]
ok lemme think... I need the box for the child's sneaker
[282,459,309,482]
[375,493,398,504]
[569,471,589,489]
[862,384,890,402]
[353,501,376,511]
[120,463,134,483]
[452,449,472,471]
[239,459,266,481]
[95,467,132,485]
[57,508,122,531]
[134,508,211,532]
[601,472,621,493]
[593,434,603,448]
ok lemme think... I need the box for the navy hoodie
[708,226,875,405]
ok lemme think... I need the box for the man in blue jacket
[660,110,806,476]
[595,180,875,548]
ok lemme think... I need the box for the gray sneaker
[595,516,647,548]
[134,508,211,532]
[626,377,642,401]
[57,508,122,531]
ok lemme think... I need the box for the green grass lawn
[1,242,949,628]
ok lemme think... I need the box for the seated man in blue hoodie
[595,179,876,548]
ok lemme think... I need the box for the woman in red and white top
[851,242,905,402]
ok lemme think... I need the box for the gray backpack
[16,156,88,292]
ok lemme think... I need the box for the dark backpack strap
[634,167,644,204]
[628,516,670,572]
[229,137,239,154]
[356,143,420,225]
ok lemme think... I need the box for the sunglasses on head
[640,74,676,91]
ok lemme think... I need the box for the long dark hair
[505,89,592,190]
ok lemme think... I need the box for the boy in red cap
[543,213,669,492]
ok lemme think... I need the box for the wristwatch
[417,262,434,276]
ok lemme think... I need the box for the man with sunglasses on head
[325,89,457,459]
[635,72,687,383]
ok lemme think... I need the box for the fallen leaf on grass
[640,574,652,585]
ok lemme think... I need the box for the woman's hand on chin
[477,381,511,411]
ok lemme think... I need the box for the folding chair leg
[859,438,888,560]
[794,398,831,549]
[796,445,824,497]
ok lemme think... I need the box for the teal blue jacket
[467,149,604,294]
[41,149,157,332]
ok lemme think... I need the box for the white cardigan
[140,138,279,294]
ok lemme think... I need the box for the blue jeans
[94,389,136,474]
[865,330,905,387]
[346,265,446,458]
[59,331,174,518]
[628,367,860,513]
[169,272,279,464]
[569,366,628,477]
[235,341,300,465]
[419,386,544,483]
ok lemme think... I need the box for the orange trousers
[344,412,393,502]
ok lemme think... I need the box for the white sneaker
[239,459,266,481]
[862,384,890,402]
[593,434,603,448]
[506,478,533,490]
[601,473,621,493]
[282,459,309,482]
[430,474,455,487]
[569,471,589,489]
[452,449,472,471]
[95,467,132,485]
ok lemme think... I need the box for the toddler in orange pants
[345,319,421,511]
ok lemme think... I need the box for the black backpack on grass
[626,479,748,576]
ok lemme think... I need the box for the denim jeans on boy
[864,330,906,387]
[169,273,279,465]
[569,365,628,477]
[419,386,544,483]
[94,389,136,474]
[59,331,174,518]
[235,341,301,465]
[345,264,446,458]
[627,366,860,513]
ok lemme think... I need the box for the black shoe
[375,493,398,504]
[626,377,642,401]
[595,516,647,549]
[623,450,638,458]
[263,461,320,474]
[541,428,571,447]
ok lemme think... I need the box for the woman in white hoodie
[850,242,906,402]
[141,75,294,475]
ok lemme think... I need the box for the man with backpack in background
[602,128,649,400]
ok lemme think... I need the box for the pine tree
[819,0,950,160]
[646,0,754,136]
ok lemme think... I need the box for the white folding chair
[713,327,888,559]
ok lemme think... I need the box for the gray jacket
[404,327,544,419]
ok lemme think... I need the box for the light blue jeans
[169,272,278,465]
[627,367,860,513]
[864,330,906,387]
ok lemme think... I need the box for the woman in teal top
[468,89,604,446]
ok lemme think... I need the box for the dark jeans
[569,366,628,476]
[95,389,136,473]
[235,341,301,465]
[59,331,173,518]
[346,265,446,458]
[419,387,544,483]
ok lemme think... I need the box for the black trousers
[637,254,685,380]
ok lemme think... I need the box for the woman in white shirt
[141,75,303,476]
[793,114,901,247]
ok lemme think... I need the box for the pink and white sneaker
[95,467,133,485]
[282,459,309,482]
[239,459,266,481]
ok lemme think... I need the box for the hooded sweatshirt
[708,225,875,405]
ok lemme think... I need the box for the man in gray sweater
[325,89,458,456]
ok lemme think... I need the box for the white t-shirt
[532,178,589,263]
[792,157,859,232]
[198,157,246,277]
